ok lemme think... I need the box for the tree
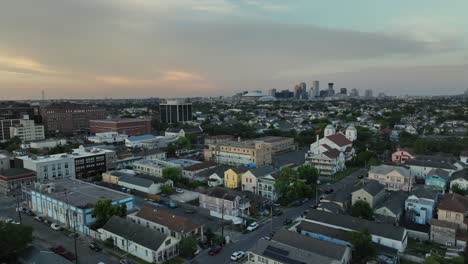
[92,199,126,229]
[176,136,191,149]
[452,183,467,196]
[351,200,373,220]
[162,167,183,182]
[0,222,33,261]
[179,237,197,257]
[350,229,376,263]
[297,165,319,185]
[161,184,174,195]
[275,167,313,205]
[166,143,176,158]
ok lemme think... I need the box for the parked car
[303,209,310,215]
[208,245,223,256]
[246,222,259,231]
[62,252,76,261]
[25,209,35,216]
[184,209,196,214]
[230,251,245,261]
[51,223,63,231]
[261,236,271,241]
[283,218,292,225]
[34,216,44,222]
[167,200,178,208]
[89,242,102,252]
[5,218,19,224]
[291,200,302,207]
[175,188,184,193]
[44,219,52,225]
[273,209,283,216]
[300,198,309,204]
[309,204,318,209]
[119,259,133,264]
[50,245,66,254]
[324,188,334,194]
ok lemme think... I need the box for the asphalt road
[0,198,119,264]
[192,201,312,264]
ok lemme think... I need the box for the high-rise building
[294,82,307,99]
[364,89,374,98]
[328,83,335,96]
[40,102,106,135]
[159,99,193,124]
[0,119,21,142]
[340,88,347,95]
[350,89,359,97]
[312,80,320,98]
[268,89,277,97]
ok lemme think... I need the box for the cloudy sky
[1,0,467,99]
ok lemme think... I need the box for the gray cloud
[0,0,466,98]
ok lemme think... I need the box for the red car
[61,252,77,261]
[50,245,66,254]
[208,245,223,256]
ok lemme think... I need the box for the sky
[1,0,468,99]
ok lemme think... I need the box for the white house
[450,170,468,192]
[305,124,355,176]
[10,118,45,142]
[19,154,75,182]
[99,216,179,263]
[406,155,463,178]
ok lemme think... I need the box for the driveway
[170,189,200,203]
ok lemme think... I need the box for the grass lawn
[406,238,446,256]
[163,257,186,264]
[332,167,359,183]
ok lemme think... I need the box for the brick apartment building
[40,102,106,134]
[90,119,151,136]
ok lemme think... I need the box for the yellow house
[102,171,120,184]
[224,166,249,189]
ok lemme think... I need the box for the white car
[175,188,184,193]
[4,218,19,224]
[231,251,245,261]
[51,223,63,231]
[246,222,259,231]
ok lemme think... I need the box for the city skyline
[1,0,468,99]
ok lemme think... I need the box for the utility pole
[64,189,78,264]
[16,185,22,223]
[270,205,273,236]
[221,201,224,243]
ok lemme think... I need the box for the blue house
[24,178,134,235]
[425,169,450,192]
[405,188,438,225]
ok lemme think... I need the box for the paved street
[0,199,119,264]
[193,201,311,264]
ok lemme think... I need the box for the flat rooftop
[19,147,113,163]
[28,178,132,209]
[0,168,35,178]
[91,118,150,123]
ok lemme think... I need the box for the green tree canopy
[0,222,33,261]
[176,136,191,149]
[351,200,374,220]
[179,237,198,257]
[165,143,177,158]
[275,166,314,204]
[297,164,319,185]
[92,199,127,229]
[350,229,376,263]
[162,167,183,182]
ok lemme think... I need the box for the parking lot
[169,188,200,203]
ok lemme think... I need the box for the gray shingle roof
[249,165,276,178]
[119,175,154,188]
[272,229,347,261]
[410,187,439,200]
[360,180,385,196]
[305,209,406,241]
[101,216,168,251]
[451,169,468,181]
[376,191,408,215]
[406,158,457,170]
[369,165,410,177]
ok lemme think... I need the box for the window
[456,214,461,220]
[165,239,171,245]
[446,212,451,218]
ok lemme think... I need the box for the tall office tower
[299,82,307,99]
[328,83,335,96]
[0,101,42,123]
[313,80,320,98]
[269,89,277,97]
[340,88,347,95]
[159,99,193,124]
[350,88,359,97]
[294,84,302,99]
[364,89,373,98]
